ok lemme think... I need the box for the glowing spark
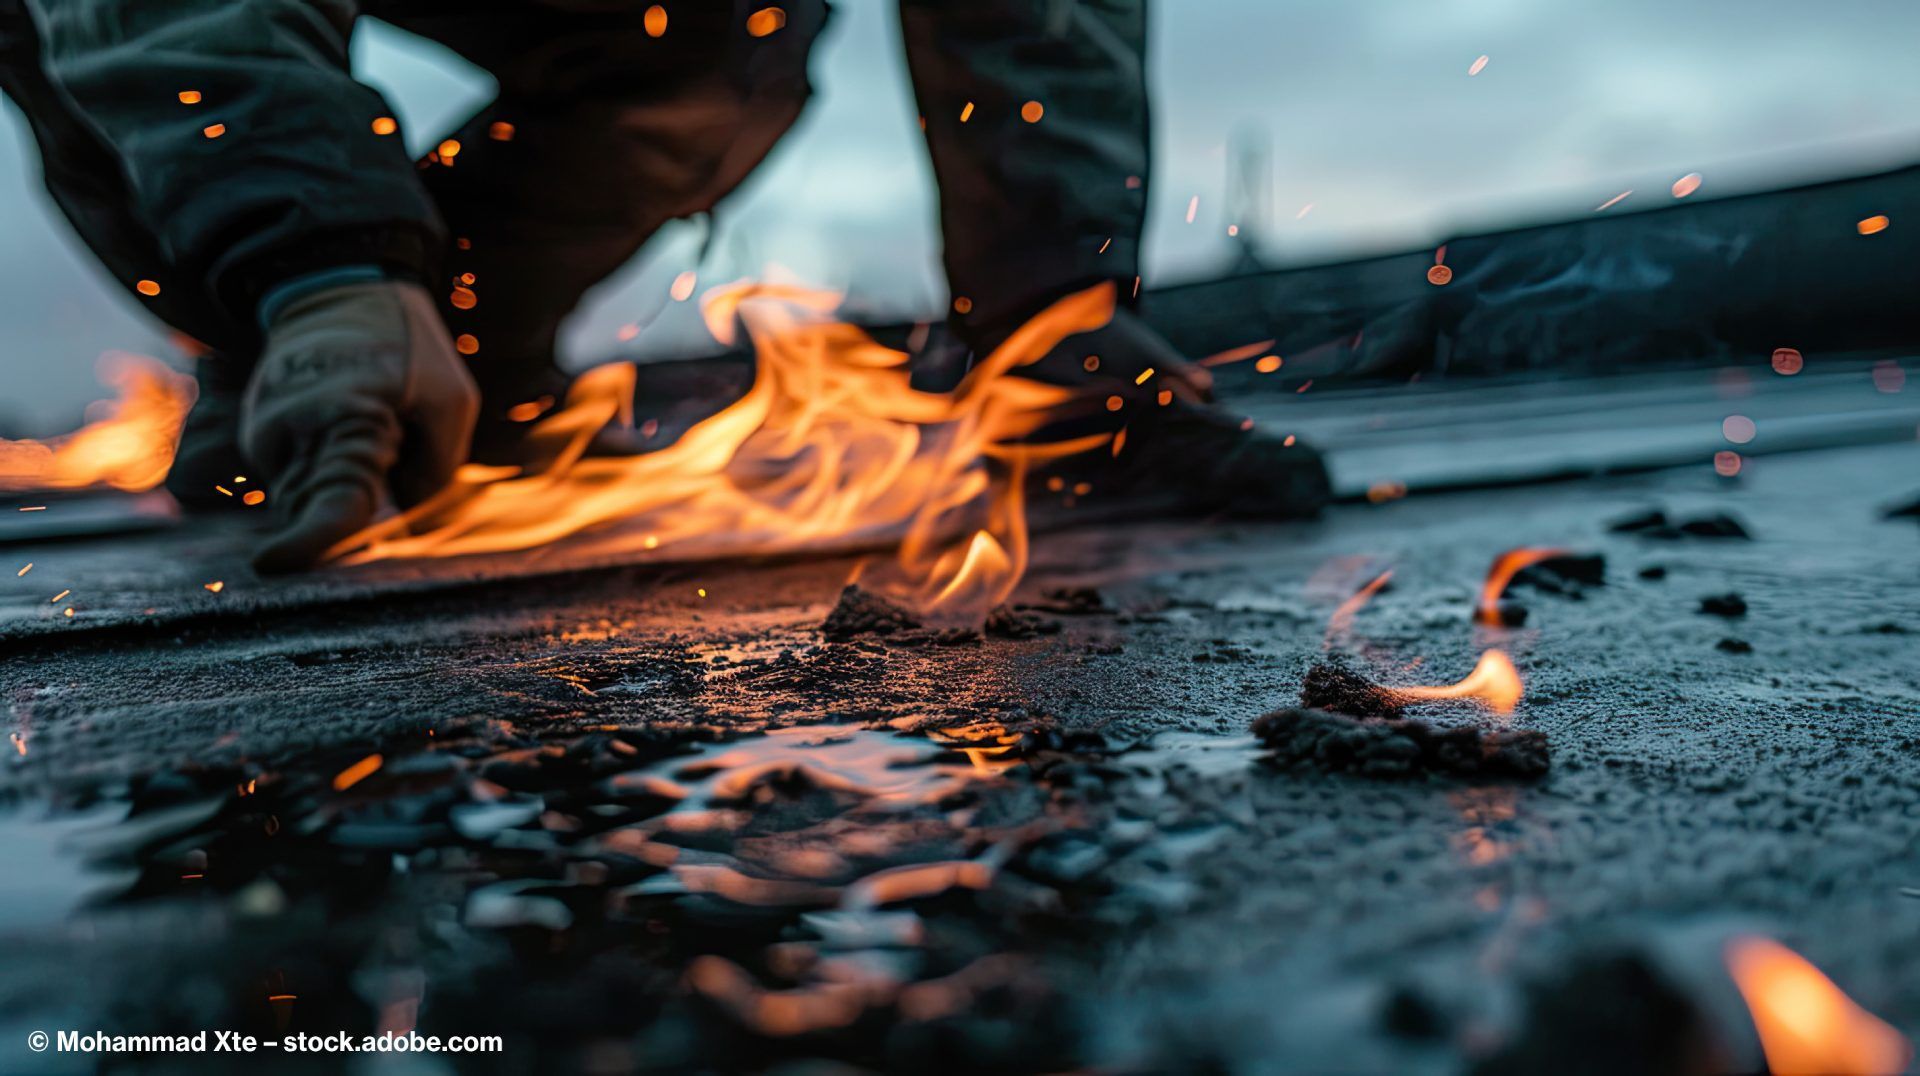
[455,334,479,355]
[1672,173,1702,198]
[243,489,266,506]
[437,138,461,160]
[450,286,477,310]
[671,271,698,302]
[1715,450,1743,477]
[746,7,786,36]
[1771,348,1803,375]
[1134,368,1155,386]
[332,754,383,791]
[488,121,515,142]
[1857,215,1890,236]
[644,4,667,36]
[203,581,224,593]
[177,90,201,105]
[1296,203,1315,219]
[1199,339,1278,368]
[202,123,225,139]
[16,563,30,576]
[1722,415,1756,444]
[1468,55,1489,76]
[1255,355,1282,374]
[1595,190,1632,212]
[136,279,161,297]
[1185,196,1199,223]
[1020,100,1044,123]
[371,117,397,135]
[49,590,69,603]
[959,101,974,123]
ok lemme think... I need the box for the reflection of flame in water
[1726,935,1911,1075]
[0,354,194,494]
[1475,547,1567,625]
[1325,568,1393,646]
[1387,649,1524,717]
[926,722,1024,775]
[334,282,1118,614]
[601,723,1033,1036]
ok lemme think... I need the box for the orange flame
[333,282,1116,615]
[1726,936,1911,1075]
[1387,649,1524,716]
[1326,568,1393,645]
[1475,547,1567,625]
[0,354,195,494]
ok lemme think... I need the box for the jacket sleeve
[25,0,443,329]
[898,0,1150,341]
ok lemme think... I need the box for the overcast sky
[4,0,1918,432]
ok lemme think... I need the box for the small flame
[1726,936,1911,1075]
[0,354,195,494]
[1325,569,1393,646]
[333,282,1116,616]
[1475,547,1567,625]
[1387,649,1524,716]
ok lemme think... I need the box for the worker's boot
[967,305,1332,520]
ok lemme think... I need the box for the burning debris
[821,584,922,640]
[1252,706,1548,780]
[1301,651,1525,719]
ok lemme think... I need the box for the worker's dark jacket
[0,0,1149,359]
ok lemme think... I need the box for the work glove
[240,281,479,573]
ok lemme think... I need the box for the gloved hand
[240,281,479,573]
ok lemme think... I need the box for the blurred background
[3,0,1918,436]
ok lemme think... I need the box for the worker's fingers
[252,481,378,574]
[389,345,480,509]
[245,413,398,573]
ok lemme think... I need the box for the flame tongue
[335,282,1119,615]
[0,353,195,494]
[1387,649,1524,717]
[1475,547,1568,625]
[1726,936,1911,1075]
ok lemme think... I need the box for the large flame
[334,282,1117,613]
[0,353,194,494]
[1475,547,1567,625]
[1726,936,1911,1075]
[1387,649,1524,716]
